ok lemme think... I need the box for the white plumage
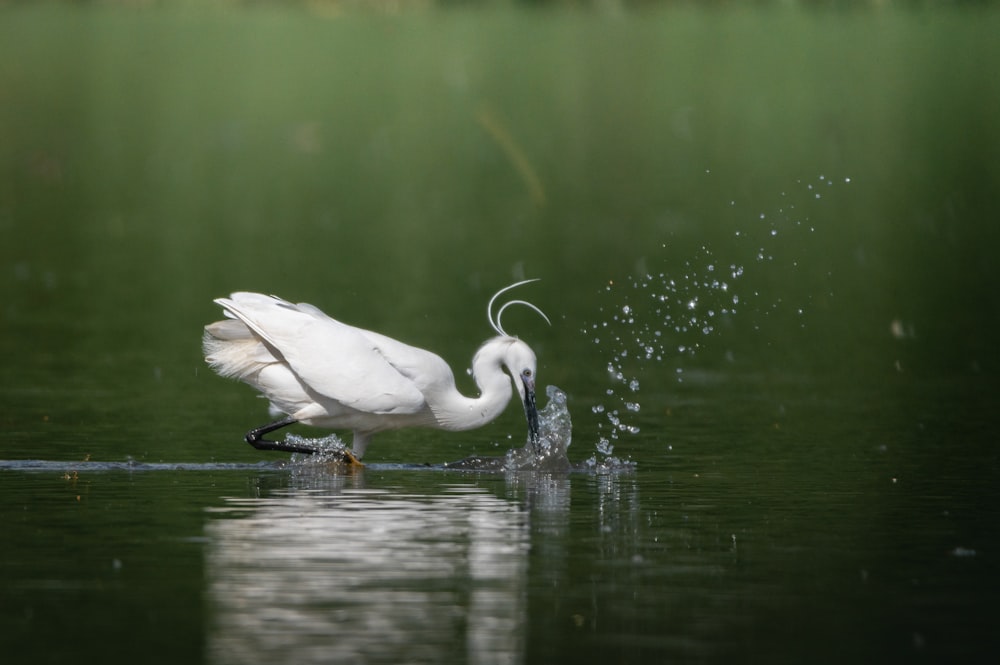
[203,282,547,461]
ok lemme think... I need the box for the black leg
[245,417,318,455]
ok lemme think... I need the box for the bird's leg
[245,418,365,465]
[245,417,319,454]
[337,432,368,468]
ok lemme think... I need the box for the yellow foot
[320,447,364,468]
[341,448,364,468]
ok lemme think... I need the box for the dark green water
[2,4,998,663]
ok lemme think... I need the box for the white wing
[215,293,428,415]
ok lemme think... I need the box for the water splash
[504,385,573,472]
[584,244,738,452]
[286,433,349,461]
[583,174,848,461]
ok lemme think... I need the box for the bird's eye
[522,369,532,377]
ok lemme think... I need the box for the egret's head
[483,279,549,446]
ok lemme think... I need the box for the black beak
[522,377,539,451]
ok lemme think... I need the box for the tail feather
[205,319,254,340]
[203,321,281,381]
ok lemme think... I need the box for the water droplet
[628,379,640,391]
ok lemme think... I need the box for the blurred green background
[1,1,998,461]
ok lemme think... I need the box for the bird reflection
[205,484,529,665]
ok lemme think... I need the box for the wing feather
[215,293,427,415]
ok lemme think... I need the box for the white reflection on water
[205,483,529,665]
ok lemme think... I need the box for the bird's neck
[431,338,515,432]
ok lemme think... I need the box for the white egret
[203,280,549,464]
